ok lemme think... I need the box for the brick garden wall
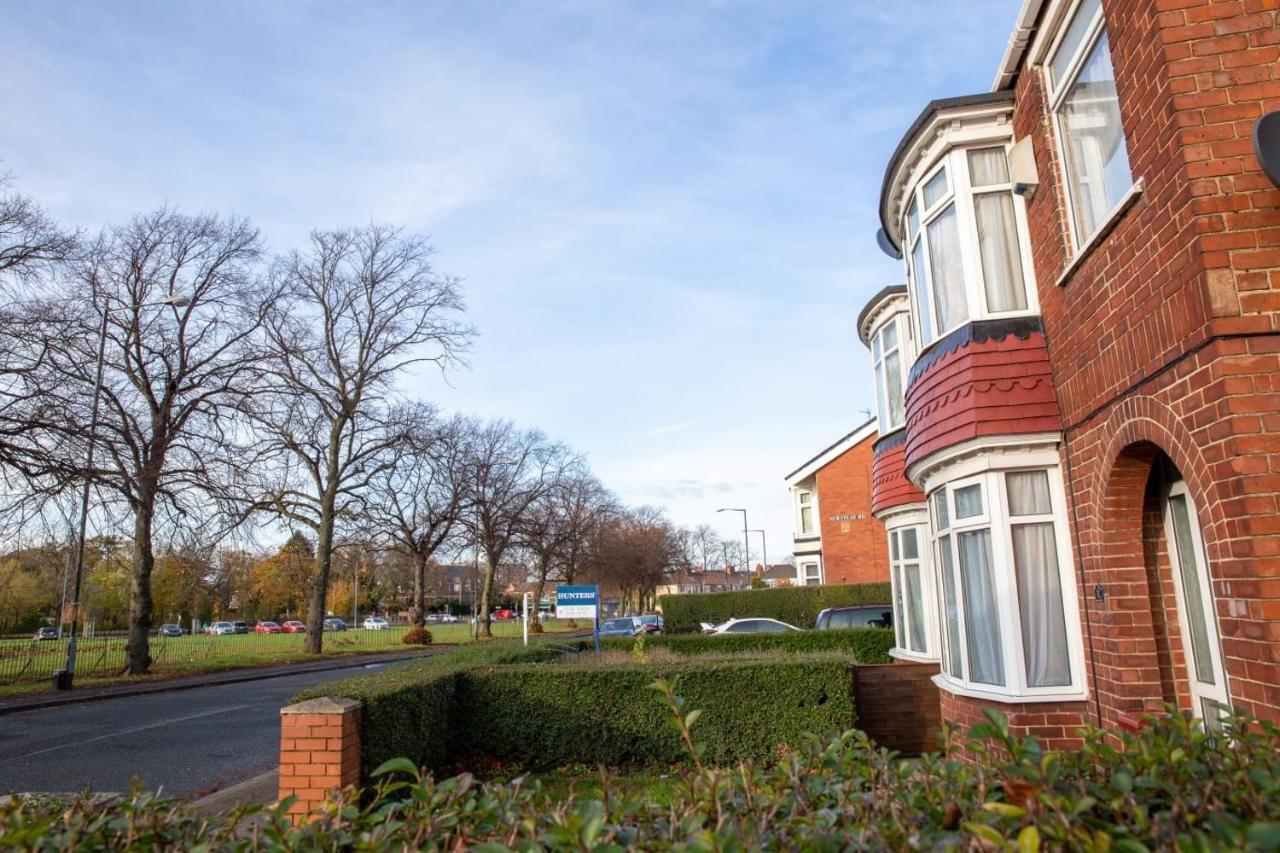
[852,662,943,754]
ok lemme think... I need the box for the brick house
[858,0,1280,746]
[784,419,890,586]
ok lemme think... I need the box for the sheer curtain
[927,204,968,332]
[974,193,1027,312]
[937,538,964,679]
[1008,471,1071,688]
[906,564,926,653]
[958,529,1004,686]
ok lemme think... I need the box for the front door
[1162,481,1230,728]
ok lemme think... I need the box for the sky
[1,0,1018,565]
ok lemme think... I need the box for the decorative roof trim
[856,284,909,347]
[906,316,1045,388]
[872,428,908,454]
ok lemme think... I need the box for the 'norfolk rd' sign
[555,585,599,620]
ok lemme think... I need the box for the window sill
[890,647,940,664]
[931,673,1088,705]
[1055,177,1146,288]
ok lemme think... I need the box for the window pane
[934,489,950,530]
[1060,31,1132,243]
[959,529,1005,686]
[872,334,882,360]
[1008,471,1053,515]
[923,168,949,208]
[901,527,919,560]
[1050,0,1102,87]
[1013,522,1072,687]
[831,610,853,630]
[974,192,1028,312]
[911,241,934,343]
[1168,494,1216,685]
[938,535,963,678]
[800,506,813,534]
[892,566,906,645]
[885,350,904,429]
[926,204,969,332]
[907,199,920,244]
[799,492,811,505]
[874,360,888,429]
[955,484,983,518]
[882,320,898,351]
[967,148,1010,186]
[906,563,926,653]
[890,531,900,561]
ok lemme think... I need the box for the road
[0,659,401,798]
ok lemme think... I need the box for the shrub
[401,627,433,645]
[602,626,894,663]
[4,708,1277,849]
[659,582,892,633]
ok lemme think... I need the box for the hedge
[601,626,894,662]
[453,655,857,768]
[658,582,892,633]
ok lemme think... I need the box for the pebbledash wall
[785,420,890,586]
[856,0,1280,746]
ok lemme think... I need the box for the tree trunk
[124,501,155,675]
[477,552,497,638]
[412,551,427,628]
[531,553,552,620]
[306,492,336,654]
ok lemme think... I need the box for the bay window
[1046,0,1133,248]
[930,466,1082,699]
[872,316,907,434]
[889,523,934,659]
[904,144,1034,349]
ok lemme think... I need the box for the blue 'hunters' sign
[555,585,599,620]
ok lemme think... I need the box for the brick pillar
[279,696,362,823]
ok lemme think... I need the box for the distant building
[754,564,796,588]
[784,419,889,586]
[655,566,751,598]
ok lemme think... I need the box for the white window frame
[1043,0,1134,251]
[886,509,938,663]
[903,144,1039,350]
[872,314,909,434]
[799,560,823,586]
[797,490,817,537]
[929,464,1086,703]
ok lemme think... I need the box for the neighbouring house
[857,0,1280,745]
[656,567,752,598]
[784,419,890,587]
[754,563,796,587]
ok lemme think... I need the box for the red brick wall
[279,697,363,823]
[902,330,1062,473]
[814,434,889,583]
[939,691,1090,753]
[1011,0,1280,724]
[870,435,925,515]
[853,662,943,754]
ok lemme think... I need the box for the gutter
[993,0,1045,91]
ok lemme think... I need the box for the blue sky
[1,0,1017,562]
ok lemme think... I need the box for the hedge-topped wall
[602,626,894,663]
[659,582,892,633]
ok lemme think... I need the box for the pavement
[0,656,420,799]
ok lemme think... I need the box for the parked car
[437,612,459,623]
[814,606,893,630]
[708,617,800,634]
[33,626,58,641]
[156,623,183,637]
[362,616,389,630]
[232,620,249,634]
[282,620,307,633]
[254,621,282,634]
[637,614,664,634]
[492,608,517,620]
[323,617,348,631]
[599,616,645,638]
[205,621,236,635]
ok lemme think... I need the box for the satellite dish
[875,227,903,260]
[1256,111,1280,189]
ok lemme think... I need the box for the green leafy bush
[659,582,891,633]
[4,708,1276,850]
[602,626,894,663]
[401,627,433,645]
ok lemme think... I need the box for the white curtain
[927,204,968,332]
[937,537,964,679]
[959,529,1004,686]
[885,350,904,428]
[892,564,906,648]
[974,193,1027,312]
[1007,471,1053,515]
[905,563,926,653]
[1012,523,1071,687]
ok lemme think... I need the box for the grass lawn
[0,619,576,698]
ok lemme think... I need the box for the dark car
[638,614,664,634]
[33,626,58,641]
[599,616,645,637]
[814,606,893,630]
[157,623,183,637]
[323,617,348,632]
[232,620,249,634]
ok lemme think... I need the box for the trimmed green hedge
[659,582,892,633]
[454,655,857,768]
[602,627,894,663]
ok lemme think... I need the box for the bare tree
[465,421,570,638]
[518,466,612,618]
[6,209,268,673]
[246,225,470,653]
[0,174,77,288]
[363,405,473,627]
[584,506,681,614]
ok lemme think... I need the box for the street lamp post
[55,293,190,691]
[716,508,749,574]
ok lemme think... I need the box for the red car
[254,621,282,634]
[282,620,307,633]
[492,609,516,620]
